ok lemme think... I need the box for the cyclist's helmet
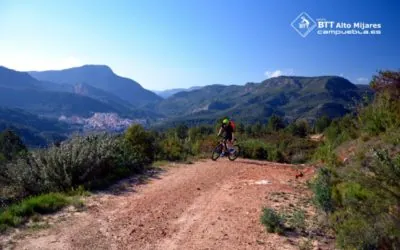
[222,118,229,125]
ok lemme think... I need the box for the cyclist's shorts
[224,133,233,141]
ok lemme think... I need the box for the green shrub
[267,147,285,163]
[3,133,147,198]
[324,116,358,147]
[190,140,201,155]
[0,129,27,162]
[67,185,90,196]
[372,149,400,186]
[0,193,70,229]
[240,139,284,162]
[260,207,286,234]
[299,239,313,250]
[283,138,317,164]
[241,140,268,160]
[175,124,189,140]
[290,152,307,164]
[196,136,219,155]
[315,116,332,133]
[21,193,69,214]
[159,136,188,161]
[309,71,400,249]
[333,213,380,250]
[327,147,400,249]
[267,115,285,132]
[312,168,334,213]
[288,209,306,232]
[313,142,338,166]
[287,120,309,138]
[361,105,393,135]
[356,71,400,136]
[188,126,213,142]
[334,182,378,208]
[124,124,155,166]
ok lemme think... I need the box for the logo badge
[291,12,316,37]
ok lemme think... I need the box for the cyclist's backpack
[229,120,236,132]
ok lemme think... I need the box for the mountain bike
[211,138,240,161]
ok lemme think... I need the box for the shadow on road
[95,167,166,196]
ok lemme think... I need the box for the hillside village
[59,113,146,131]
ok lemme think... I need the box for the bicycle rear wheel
[211,144,223,161]
[228,144,240,161]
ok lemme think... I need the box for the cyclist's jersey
[222,124,234,134]
[221,124,234,141]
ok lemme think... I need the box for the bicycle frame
[220,138,237,152]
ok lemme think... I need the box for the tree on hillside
[124,124,155,166]
[252,122,263,135]
[370,70,400,99]
[245,125,253,136]
[237,122,245,134]
[267,115,285,132]
[175,124,189,140]
[0,129,27,161]
[287,120,309,138]
[361,70,400,133]
[315,116,332,133]
[188,126,213,141]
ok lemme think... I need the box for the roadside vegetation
[311,70,400,249]
[152,114,327,164]
[0,125,154,232]
[0,193,78,233]
[260,70,400,249]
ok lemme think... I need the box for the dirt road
[4,158,323,250]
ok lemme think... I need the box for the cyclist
[217,118,235,156]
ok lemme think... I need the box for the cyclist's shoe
[220,151,226,157]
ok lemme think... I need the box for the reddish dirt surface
[2,158,330,250]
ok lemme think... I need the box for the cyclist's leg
[218,139,226,156]
[223,139,227,152]
[226,133,233,150]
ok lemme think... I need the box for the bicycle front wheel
[211,144,223,161]
[228,145,240,161]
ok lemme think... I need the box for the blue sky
[0,0,398,90]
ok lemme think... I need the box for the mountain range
[0,66,162,119]
[155,76,372,125]
[0,107,71,147]
[153,86,203,98]
[29,65,161,106]
[0,64,373,144]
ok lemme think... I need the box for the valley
[0,64,372,146]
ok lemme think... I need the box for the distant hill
[0,86,133,117]
[36,81,130,106]
[0,66,162,119]
[0,66,39,90]
[153,86,203,98]
[0,107,71,147]
[355,84,372,92]
[29,65,162,106]
[156,76,373,124]
[34,81,141,114]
